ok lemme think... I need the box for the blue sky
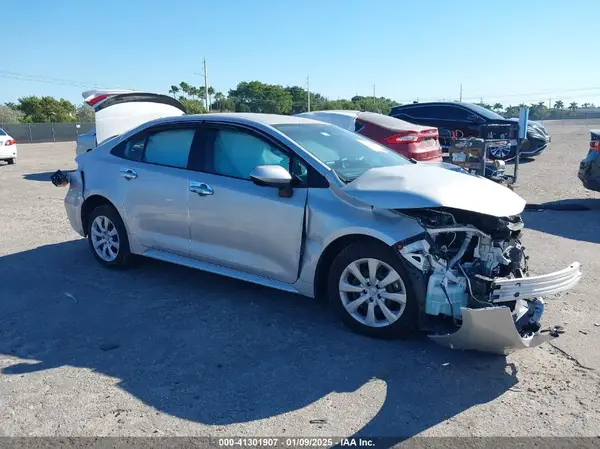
[3,0,600,107]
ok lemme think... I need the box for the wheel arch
[81,194,121,236]
[313,233,393,301]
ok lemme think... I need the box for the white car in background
[0,128,17,165]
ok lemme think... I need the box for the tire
[86,204,132,269]
[327,241,418,339]
[7,158,16,165]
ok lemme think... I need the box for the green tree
[14,96,76,122]
[211,92,235,112]
[528,102,548,120]
[504,105,520,118]
[179,98,206,114]
[75,104,95,122]
[493,103,504,112]
[554,100,564,110]
[169,85,180,98]
[228,81,293,114]
[0,105,24,123]
[179,82,192,99]
[569,101,578,111]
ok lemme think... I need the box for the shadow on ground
[22,171,56,182]
[524,198,600,244]
[0,241,517,443]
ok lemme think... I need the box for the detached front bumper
[429,263,582,355]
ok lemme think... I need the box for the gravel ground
[1,123,600,441]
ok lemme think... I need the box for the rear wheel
[7,158,16,165]
[86,204,132,269]
[328,241,418,339]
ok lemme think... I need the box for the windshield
[465,103,506,120]
[273,123,410,181]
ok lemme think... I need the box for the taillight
[87,94,110,106]
[420,128,439,138]
[591,141,600,151]
[385,131,421,144]
[5,139,16,146]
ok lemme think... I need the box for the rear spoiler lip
[85,92,187,114]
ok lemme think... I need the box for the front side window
[143,128,196,168]
[209,129,290,180]
[274,123,409,182]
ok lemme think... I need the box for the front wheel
[86,204,132,269]
[327,241,418,339]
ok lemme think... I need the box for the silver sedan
[58,90,581,354]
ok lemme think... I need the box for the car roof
[392,102,476,110]
[199,112,324,126]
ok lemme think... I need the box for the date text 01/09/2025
[217,438,375,447]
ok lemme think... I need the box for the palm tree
[179,82,191,99]
[554,100,564,110]
[581,103,592,108]
[169,85,180,98]
[212,92,224,111]
[493,103,503,112]
[207,87,215,108]
[569,102,579,111]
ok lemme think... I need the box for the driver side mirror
[250,165,293,198]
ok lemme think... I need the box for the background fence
[0,123,94,143]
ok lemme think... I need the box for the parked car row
[389,102,551,161]
[50,89,581,355]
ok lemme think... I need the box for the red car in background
[296,110,442,162]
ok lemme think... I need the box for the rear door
[83,89,187,145]
[110,123,200,256]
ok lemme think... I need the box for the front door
[187,125,307,284]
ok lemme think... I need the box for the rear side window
[0,129,6,136]
[143,129,196,168]
[123,135,145,161]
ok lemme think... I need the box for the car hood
[342,164,526,217]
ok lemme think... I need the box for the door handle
[189,181,214,196]
[120,168,138,180]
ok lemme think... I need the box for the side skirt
[142,249,301,295]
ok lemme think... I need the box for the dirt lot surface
[1,121,600,441]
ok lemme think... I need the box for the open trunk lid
[83,89,187,144]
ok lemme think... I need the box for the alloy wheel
[91,215,120,262]
[338,258,407,328]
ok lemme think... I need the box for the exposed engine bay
[394,207,582,354]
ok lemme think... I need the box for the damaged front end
[394,208,582,355]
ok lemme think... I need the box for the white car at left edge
[0,128,17,165]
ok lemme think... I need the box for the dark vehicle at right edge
[390,102,551,161]
[578,129,600,191]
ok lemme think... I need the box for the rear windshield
[359,112,416,130]
[0,129,6,136]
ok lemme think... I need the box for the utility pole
[548,98,552,109]
[307,75,310,112]
[202,58,209,111]
[373,83,376,107]
[459,84,463,102]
